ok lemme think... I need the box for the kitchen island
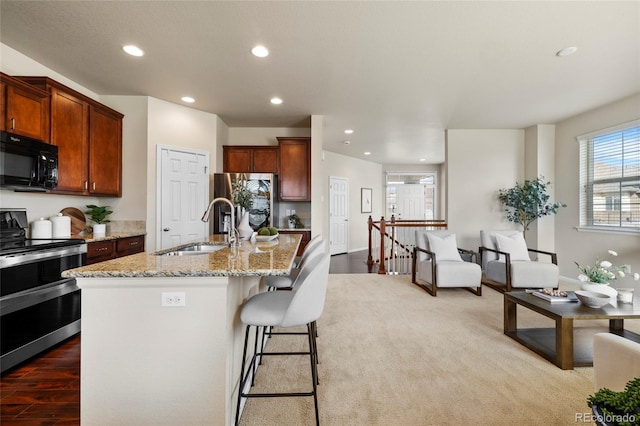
[63,234,301,426]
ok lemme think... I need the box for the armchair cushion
[495,232,530,261]
[486,260,559,288]
[593,333,640,392]
[426,233,463,261]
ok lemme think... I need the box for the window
[578,121,640,232]
[385,172,437,220]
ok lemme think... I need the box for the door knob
[163,228,170,232]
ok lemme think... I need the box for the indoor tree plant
[497,176,565,237]
[85,204,113,236]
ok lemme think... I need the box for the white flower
[607,250,618,256]
[634,273,640,281]
[617,270,626,278]
[578,274,589,282]
[600,260,613,268]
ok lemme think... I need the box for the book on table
[532,291,579,303]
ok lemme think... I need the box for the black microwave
[0,131,58,191]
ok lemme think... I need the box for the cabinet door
[51,88,89,194]
[86,240,116,265]
[252,147,279,173]
[5,84,49,141]
[116,236,145,257]
[89,105,122,196]
[223,147,252,172]
[278,138,310,201]
[0,81,5,132]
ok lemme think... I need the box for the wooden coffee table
[504,291,640,370]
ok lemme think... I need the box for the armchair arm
[526,248,558,265]
[412,246,437,288]
[478,246,512,264]
[458,247,479,263]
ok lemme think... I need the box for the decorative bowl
[254,233,278,242]
[575,290,611,308]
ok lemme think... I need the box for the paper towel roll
[50,213,71,238]
[31,218,53,239]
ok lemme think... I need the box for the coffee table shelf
[504,291,640,370]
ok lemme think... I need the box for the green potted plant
[85,204,113,236]
[288,213,302,229]
[587,377,640,426]
[497,176,565,237]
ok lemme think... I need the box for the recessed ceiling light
[364,152,371,156]
[344,129,354,134]
[181,96,195,103]
[419,158,426,162]
[123,45,144,57]
[343,140,351,145]
[556,46,577,57]
[270,97,283,105]
[252,45,269,58]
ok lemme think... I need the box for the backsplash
[106,220,146,234]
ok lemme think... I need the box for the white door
[396,184,425,220]
[329,176,349,255]
[158,146,209,250]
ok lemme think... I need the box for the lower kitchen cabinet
[278,230,311,256]
[86,235,145,265]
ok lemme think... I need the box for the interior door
[396,184,425,220]
[158,146,209,250]
[329,176,349,255]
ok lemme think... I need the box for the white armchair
[479,230,559,293]
[593,333,640,392]
[412,230,482,297]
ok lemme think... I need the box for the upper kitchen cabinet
[277,137,310,201]
[0,72,50,141]
[17,77,124,197]
[223,146,279,173]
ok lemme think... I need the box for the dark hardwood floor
[1,334,81,424]
[0,251,375,424]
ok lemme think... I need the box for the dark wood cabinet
[278,229,311,256]
[17,77,123,197]
[87,235,145,265]
[0,72,50,141]
[223,146,279,173]
[277,137,310,201]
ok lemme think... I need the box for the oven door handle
[0,245,86,268]
[0,278,79,316]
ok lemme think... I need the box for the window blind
[578,123,640,231]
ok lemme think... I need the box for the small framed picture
[361,188,372,213]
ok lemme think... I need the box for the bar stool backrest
[280,253,330,328]
[297,235,323,266]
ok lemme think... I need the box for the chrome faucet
[201,197,238,246]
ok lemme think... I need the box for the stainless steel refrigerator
[212,173,277,234]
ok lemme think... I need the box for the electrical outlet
[621,264,632,274]
[161,292,186,307]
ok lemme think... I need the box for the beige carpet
[239,274,637,425]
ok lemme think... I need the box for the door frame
[156,144,210,251]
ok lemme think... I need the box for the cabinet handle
[84,181,88,190]
[92,182,96,190]
[129,241,139,246]
[96,247,108,252]
[10,118,15,130]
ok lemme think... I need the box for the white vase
[580,282,618,300]
[237,212,253,241]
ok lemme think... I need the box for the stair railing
[367,215,447,274]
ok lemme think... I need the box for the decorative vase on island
[237,211,253,241]
[580,282,618,300]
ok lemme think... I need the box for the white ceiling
[1,1,638,165]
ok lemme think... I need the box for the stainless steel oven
[0,208,86,373]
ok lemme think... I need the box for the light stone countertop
[72,232,146,243]
[62,233,301,278]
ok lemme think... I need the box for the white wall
[322,151,383,252]
[226,127,310,146]
[146,97,221,250]
[554,93,640,289]
[446,129,524,250]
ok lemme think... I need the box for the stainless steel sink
[155,243,227,256]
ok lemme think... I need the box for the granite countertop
[63,233,301,279]
[72,232,146,243]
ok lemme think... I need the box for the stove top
[0,208,86,256]
[0,238,86,256]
